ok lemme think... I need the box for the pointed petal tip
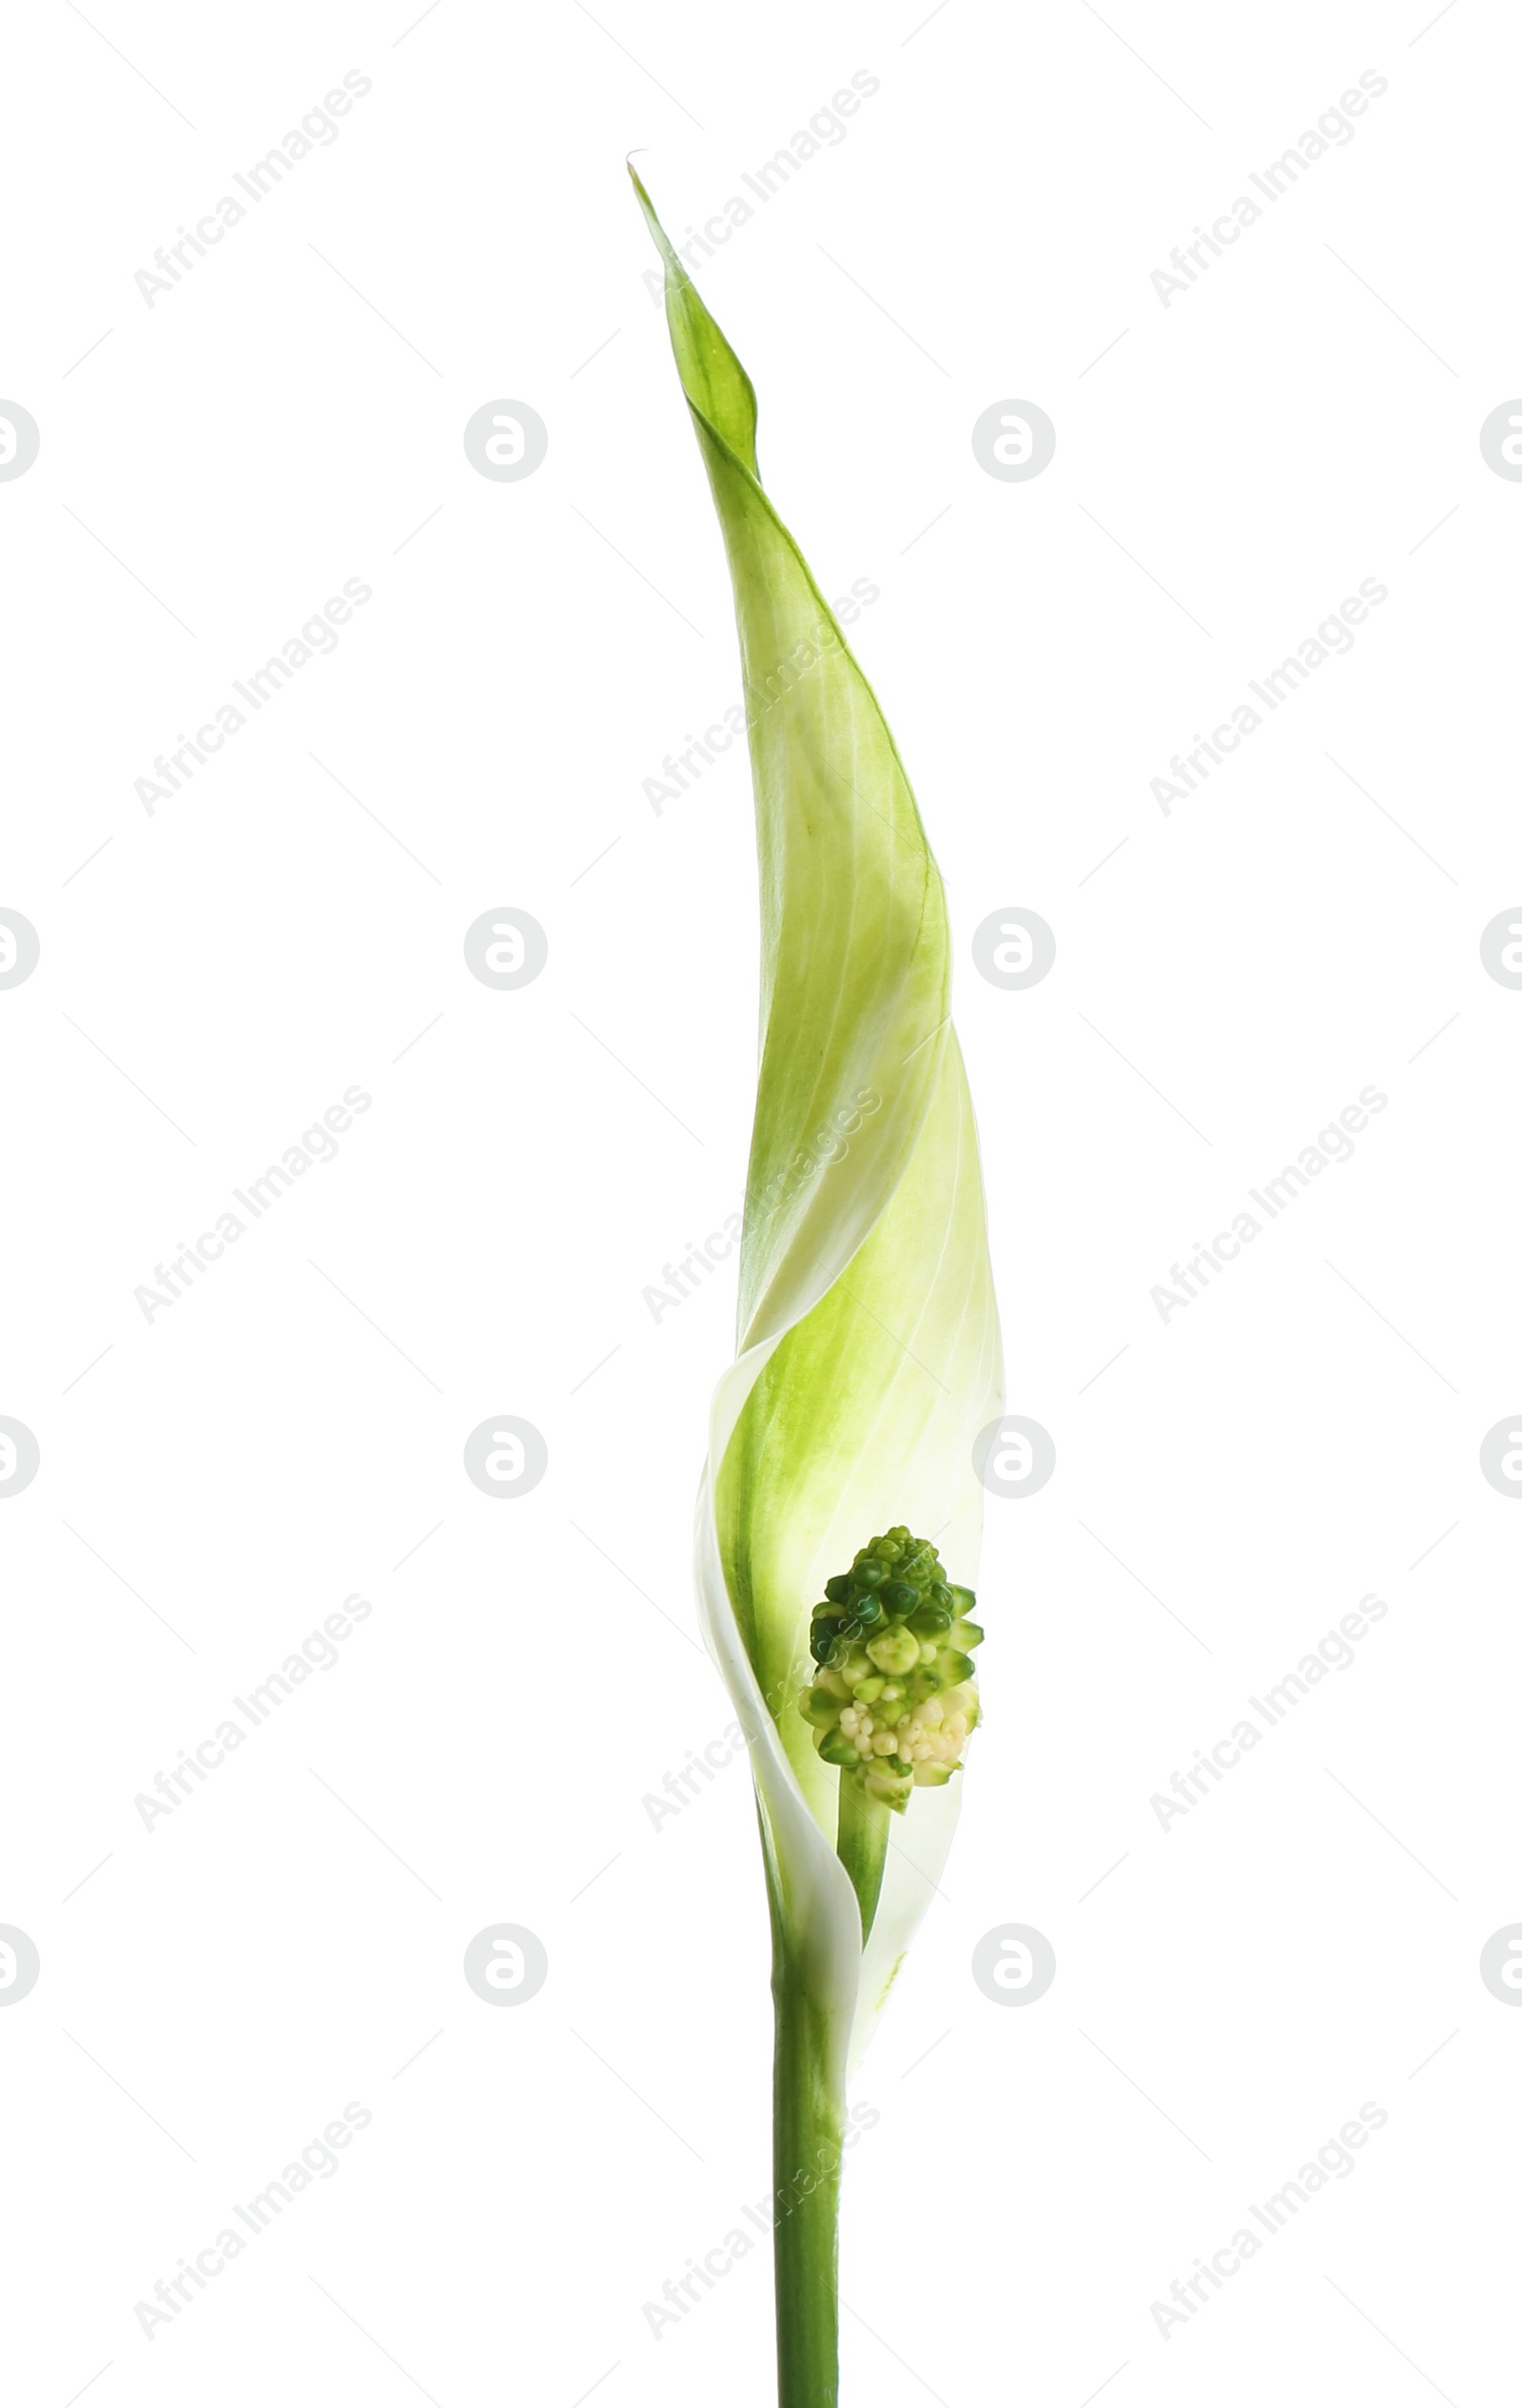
[628,161,684,281]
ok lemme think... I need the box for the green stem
[836,1775,890,1942]
[771,1950,844,2408]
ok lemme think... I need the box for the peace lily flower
[635,171,1003,2407]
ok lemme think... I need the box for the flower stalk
[835,1774,889,1944]
[771,1946,845,2405]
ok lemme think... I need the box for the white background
[2,1,1515,2401]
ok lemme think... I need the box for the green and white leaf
[637,172,1003,2074]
